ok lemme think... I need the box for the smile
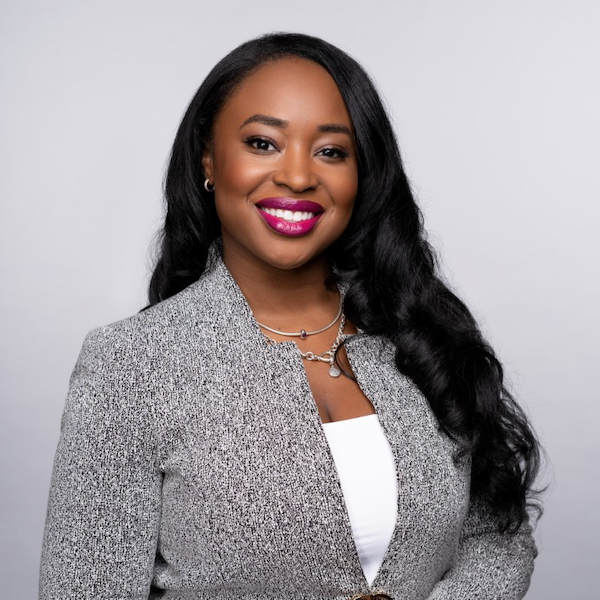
[259,207,316,222]
[255,198,324,237]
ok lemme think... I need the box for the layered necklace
[257,296,346,378]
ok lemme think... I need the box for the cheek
[214,152,267,195]
[333,168,358,214]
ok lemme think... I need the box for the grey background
[1,0,598,598]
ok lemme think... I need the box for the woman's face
[203,57,358,273]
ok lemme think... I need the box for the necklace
[255,296,343,340]
[262,312,346,378]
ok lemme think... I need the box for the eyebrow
[240,114,288,129]
[317,123,352,136]
[240,113,352,137]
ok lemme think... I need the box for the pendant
[328,364,342,378]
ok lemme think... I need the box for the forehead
[217,57,353,128]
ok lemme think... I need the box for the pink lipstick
[255,197,323,237]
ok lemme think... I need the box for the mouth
[255,197,324,237]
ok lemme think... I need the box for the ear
[202,151,214,184]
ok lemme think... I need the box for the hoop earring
[203,179,215,193]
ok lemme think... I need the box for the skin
[203,57,375,423]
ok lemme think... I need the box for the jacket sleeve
[39,327,162,600]
[426,496,537,600]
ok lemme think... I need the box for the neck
[221,245,340,331]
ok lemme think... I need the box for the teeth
[260,207,316,222]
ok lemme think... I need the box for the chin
[266,257,314,271]
[262,247,324,272]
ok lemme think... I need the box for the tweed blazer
[40,249,537,600]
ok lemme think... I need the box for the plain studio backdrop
[1,0,598,597]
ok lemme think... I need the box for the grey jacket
[40,250,537,600]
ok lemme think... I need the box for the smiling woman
[39,33,542,600]
[203,58,358,272]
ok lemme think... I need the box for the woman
[40,33,541,599]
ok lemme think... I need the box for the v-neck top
[322,414,398,586]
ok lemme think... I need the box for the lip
[255,197,324,237]
[256,197,324,213]
[257,210,322,237]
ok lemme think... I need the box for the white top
[322,414,398,586]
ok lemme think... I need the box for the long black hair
[149,32,541,531]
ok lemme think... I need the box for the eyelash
[318,147,349,160]
[246,137,276,152]
[244,137,349,160]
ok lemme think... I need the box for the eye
[245,137,277,152]
[317,147,350,160]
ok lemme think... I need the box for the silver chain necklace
[255,296,343,340]
[262,313,346,378]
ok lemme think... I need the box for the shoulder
[64,279,217,435]
[79,274,223,374]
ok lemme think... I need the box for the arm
[39,327,162,600]
[426,496,537,600]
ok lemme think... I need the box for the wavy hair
[148,32,541,531]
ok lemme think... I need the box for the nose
[272,145,319,193]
